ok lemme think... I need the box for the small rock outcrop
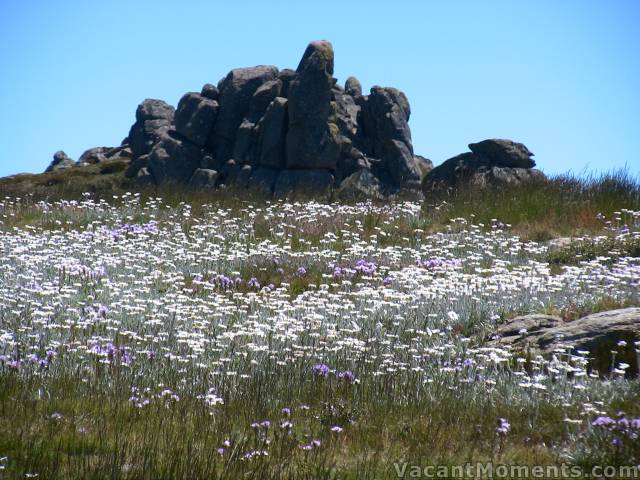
[78,145,133,165]
[423,139,545,192]
[492,308,640,376]
[45,151,75,172]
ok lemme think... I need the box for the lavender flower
[312,363,330,377]
[496,418,510,434]
[337,370,356,383]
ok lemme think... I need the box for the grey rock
[212,65,279,162]
[493,308,640,376]
[361,86,412,151]
[247,166,279,195]
[278,69,296,98]
[106,145,133,161]
[274,169,334,199]
[45,151,75,172]
[148,132,204,184]
[220,159,241,185]
[200,154,220,171]
[230,79,283,164]
[247,79,282,121]
[286,40,341,170]
[201,83,219,101]
[135,167,154,185]
[344,76,362,97]
[236,164,254,187]
[189,168,219,189]
[78,147,110,165]
[359,86,419,188]
[336,169,385,201]
[469,139,535,169]
[335,147,371,181]
[492,314,564,346]
[128,99,175,158]
[423,140,545,193]
[126,154,150,178]
[174,92,218,147]
[468,167,546,188]
[383,139,422,189]
[256,97,288,168]
[333,91,360,140]
[414,155,434,179]
[232,119,258,164]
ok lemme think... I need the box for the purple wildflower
[312,363,330,377]
[496,418,510,434]
[337,370,356,383]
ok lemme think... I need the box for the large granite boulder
[423,139,544,192]
[278,69,296,98]
[335,169,385,201]
[492,308,640,376]
[359,86,421,189]
[468,166,546,188]
[45,151,75,172]
[189,168,218,189]
[200,83,219,101]
[468,139,535,169]
[128,99,175,158]
[211,65,279,162]
[147,132,204,184]
[286,41,342,170]
[255,97,288,168]
[78,147,110,165]
[174,92,218,147]
[344,76,362,97]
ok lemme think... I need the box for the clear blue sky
[1,0,639,177]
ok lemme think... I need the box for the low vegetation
[0,168,639,478]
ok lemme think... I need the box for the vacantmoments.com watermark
[393,462,640,478]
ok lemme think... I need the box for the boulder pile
[117,40,425,198]
[44,41,546,198]
[422,139,545,192]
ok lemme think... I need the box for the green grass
[421,169,640,240]
[3,371,637,479]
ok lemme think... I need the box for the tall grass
[423,170,640,240]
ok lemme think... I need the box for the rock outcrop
[46,42,546,199]
[492,308,640,376]
[118,40,425,198]
[45,151,75,172]
[423,139,545,192]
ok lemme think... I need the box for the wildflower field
[1,174,640,479]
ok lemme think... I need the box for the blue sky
[0,0,639,177]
